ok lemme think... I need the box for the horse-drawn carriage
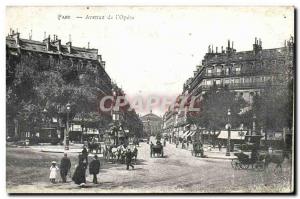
[87,141,102,154]
[191,142,204,157]
[231,151,266,171]
[150,143,164,157]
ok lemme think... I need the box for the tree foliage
[243,80,294,132]
[6,52,142,138]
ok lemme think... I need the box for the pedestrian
[218,142,222,151]
[49,161,59,183]
[82,146,89,165]
[60,153,71,183]
[72,158,86,185]
[89,155,100,184]
[125,148,134,170]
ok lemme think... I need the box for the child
[49,161,59,183]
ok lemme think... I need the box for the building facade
[6,30,143,143]
[163,37,294,142]
[140,111,163,138]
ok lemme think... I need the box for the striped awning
[182,130,190,138]
[187,130,196,137]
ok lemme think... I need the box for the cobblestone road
[7,141,293,193]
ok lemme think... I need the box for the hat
[52,161,56,164]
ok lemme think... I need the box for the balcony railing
[200,81,278,90]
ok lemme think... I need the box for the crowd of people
[49,147,101,186]
[49,145,137,186]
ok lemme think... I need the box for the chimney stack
[11,31,20,46]
[259,38,262,47]
[43,35,51,51]
[29,29,32,40]
[52,35,61,52]
[66,34,72,53]
[66,41,72,54]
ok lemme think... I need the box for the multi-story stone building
[163,37,294,142]
[6,30,143,143]
[140,111,163,138]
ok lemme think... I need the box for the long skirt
[72,165,86,185]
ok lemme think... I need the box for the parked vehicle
[191,142,204,157]
[231,151,266,171]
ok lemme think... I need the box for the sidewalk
[30,144,84,154]
[168,142,236,160]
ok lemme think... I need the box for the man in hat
[60,153,71,183]
[125,148,134,170]
[89,155,101,184]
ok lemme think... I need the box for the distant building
[140,111,163,137]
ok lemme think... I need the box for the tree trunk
[14,119,18,138]
[212,130,216,148]
[265,128,268,148]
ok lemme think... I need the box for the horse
[265,150,290,172]
[88,141,101,154]
[115,145,126,163]
[103,145,116,162]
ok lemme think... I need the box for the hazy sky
[6,6,294,116]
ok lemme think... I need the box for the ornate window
[207,68,212,76]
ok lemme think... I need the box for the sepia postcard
[6,6,295,194]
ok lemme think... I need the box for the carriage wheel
[239,163,249,170]
[255,162,265,171]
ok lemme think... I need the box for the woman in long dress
[72,155,86,185]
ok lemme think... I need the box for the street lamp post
[65,103,71,150]
[112,111,120,145]
[226,108,231,156]
[252,114,256,135]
